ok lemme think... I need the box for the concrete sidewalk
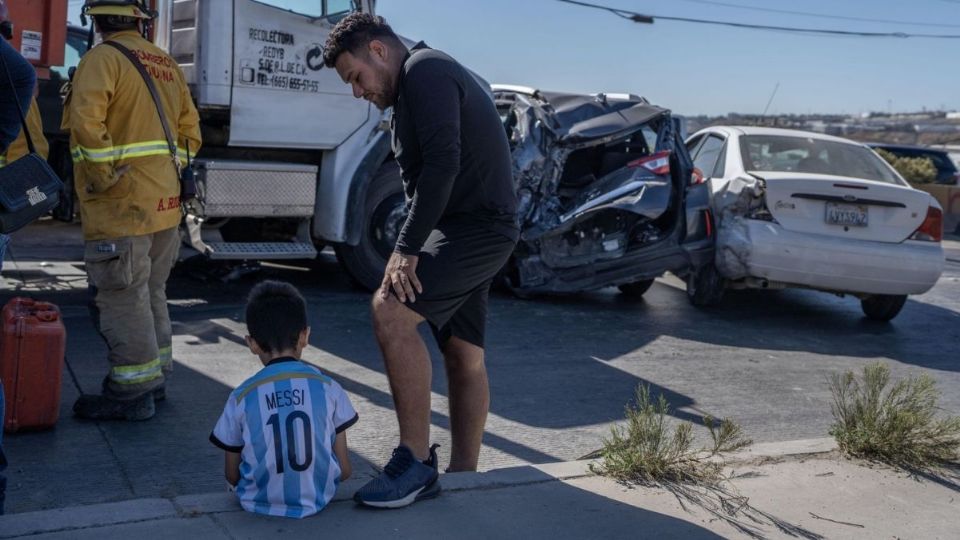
[2,439,957,539]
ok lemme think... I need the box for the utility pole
[762,82,780,125]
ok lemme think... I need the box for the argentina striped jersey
[210,357,358,518]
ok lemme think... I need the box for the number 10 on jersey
[266,411,313,474]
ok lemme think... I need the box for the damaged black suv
[493,86,716,301]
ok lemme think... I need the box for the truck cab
[48,0,406,290]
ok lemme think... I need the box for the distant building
[915,124,960,134]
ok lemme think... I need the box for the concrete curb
[0,499,177,539]
[170,460,598,517]
[0,437,838,537]
[723,437,837,462]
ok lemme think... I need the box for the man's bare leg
[371,291,431,461]
[442,336,488,472]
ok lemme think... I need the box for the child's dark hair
[245,280,308,354]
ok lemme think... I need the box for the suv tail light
[691,167,706,185]
[628,150,671,176]
[909,206,942,242]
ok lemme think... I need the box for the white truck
[106,0,404,290]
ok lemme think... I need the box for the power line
[555,0,960,39]
[676,0,960,29]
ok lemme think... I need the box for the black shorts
[403,221,517,349]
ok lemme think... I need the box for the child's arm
[334,431,351,481]
[225,451,241,487]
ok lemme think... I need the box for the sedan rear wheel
[860,294,907,321]
[686,263,725,307]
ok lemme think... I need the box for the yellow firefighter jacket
[62,30,201,241]
[0,98,49,166]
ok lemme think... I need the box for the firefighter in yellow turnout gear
[64,0,201,421]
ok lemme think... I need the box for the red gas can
[1,297,66,432]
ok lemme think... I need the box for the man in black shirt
[324,13,517,508]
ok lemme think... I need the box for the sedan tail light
[628,150,671,176]
[909,206,942,242]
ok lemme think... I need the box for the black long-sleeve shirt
[391,43,518,255]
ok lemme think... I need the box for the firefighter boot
[73,392,155,421]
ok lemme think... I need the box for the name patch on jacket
[157,196,181,212]
[135,49,176,83]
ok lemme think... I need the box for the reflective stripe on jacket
[61,30,201,240]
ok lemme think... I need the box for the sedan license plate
[825,202,868,227]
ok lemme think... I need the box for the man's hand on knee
[381,252,423,303]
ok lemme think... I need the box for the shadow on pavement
[217,470,728,539]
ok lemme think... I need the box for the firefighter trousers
[84,226,179,400]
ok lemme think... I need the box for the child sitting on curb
[210,280,358,518]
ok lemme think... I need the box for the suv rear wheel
[618,279,655,298]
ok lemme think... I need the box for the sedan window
[693,135,724,177]
[712,143,727,178]
[740,135,902,184]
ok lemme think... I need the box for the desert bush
[829,362,960,470]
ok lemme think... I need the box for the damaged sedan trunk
[493,86,715,296]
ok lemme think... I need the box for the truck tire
[686,262,725,307]
[335,161,406,291]
[618,279,655,298]
[860,294,907,321]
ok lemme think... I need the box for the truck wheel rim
[370,194,407,260]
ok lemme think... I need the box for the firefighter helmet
[81,0,156,20]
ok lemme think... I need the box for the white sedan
[683,126,945,321]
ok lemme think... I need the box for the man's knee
[443,339,486,379]
[371,292,422,337]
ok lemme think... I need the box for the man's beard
[371,69,396,111]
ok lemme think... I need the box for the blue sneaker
[354,445,441,508]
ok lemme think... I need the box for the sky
[68,0,960,116]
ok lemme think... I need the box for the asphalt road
[2,220,958,514]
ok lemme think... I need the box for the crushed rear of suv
[493,85,715,299]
